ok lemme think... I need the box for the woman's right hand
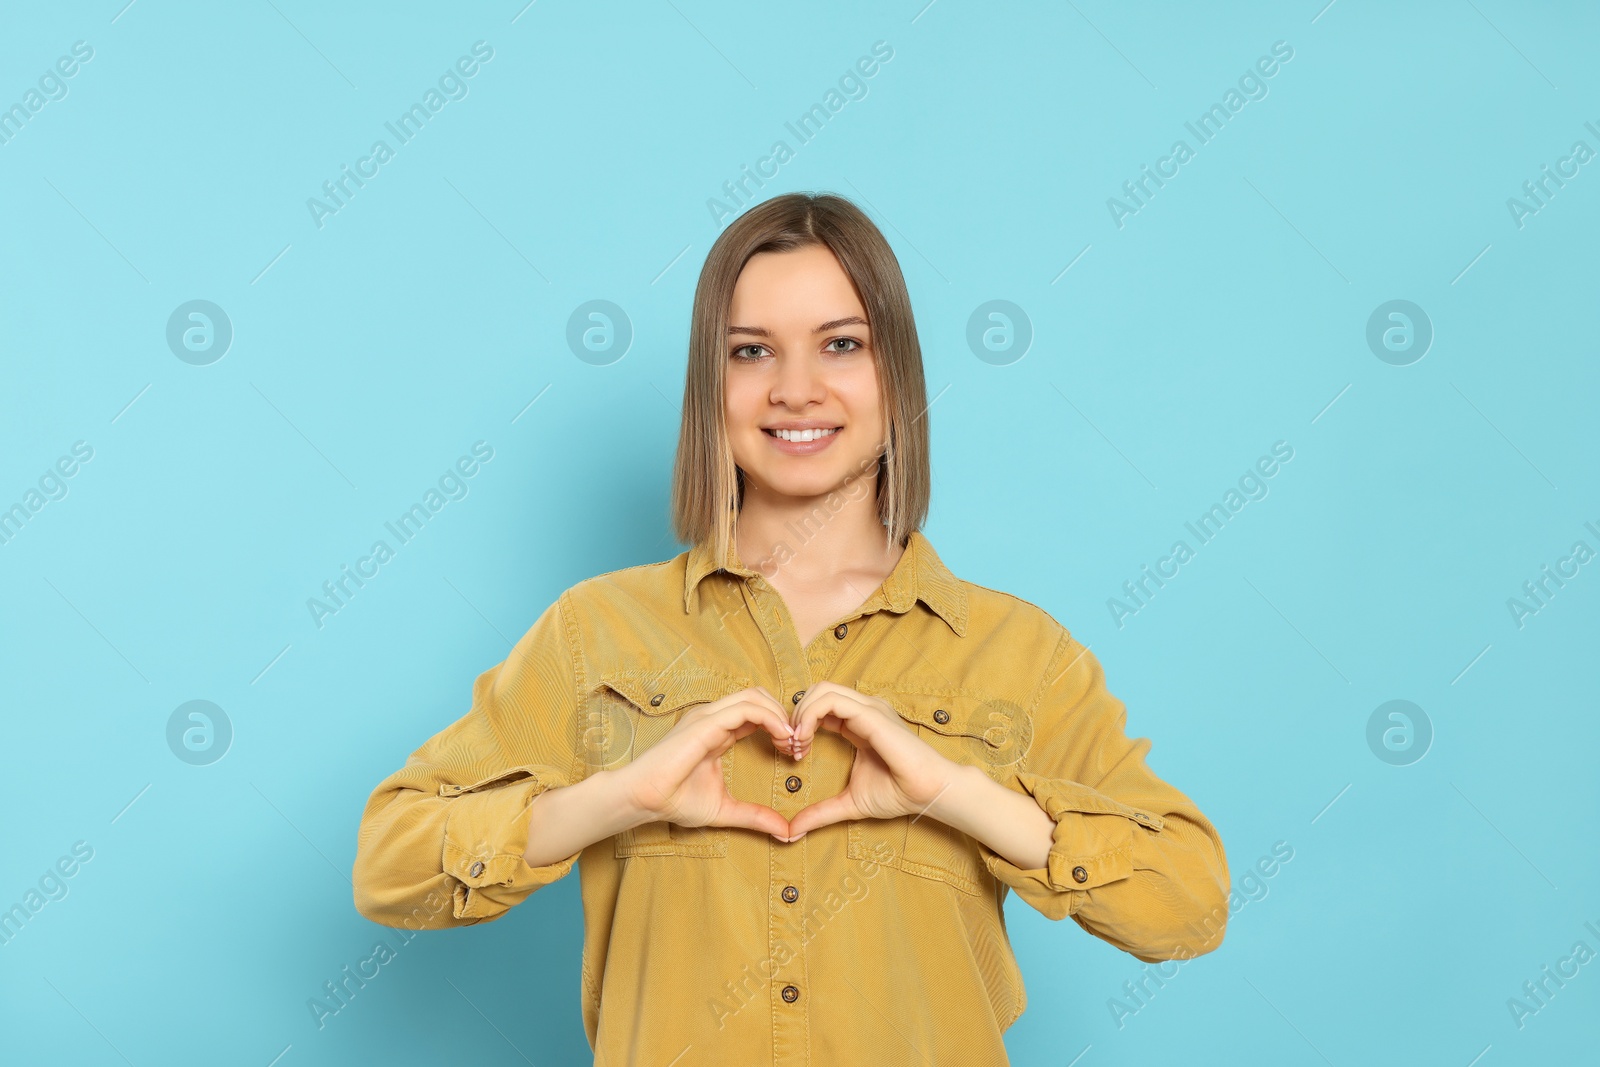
[616,686,797,840]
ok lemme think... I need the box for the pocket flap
[595,666,751,716]
[856,681,1019,742]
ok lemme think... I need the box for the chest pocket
[845,683,1034,896]
[585,666,750,858]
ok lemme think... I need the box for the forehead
[728,245,867,328]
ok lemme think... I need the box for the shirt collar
[682,528,968,637]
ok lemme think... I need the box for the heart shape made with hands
[690,681,957,843]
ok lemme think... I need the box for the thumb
[786,791,861,839]
[711,798,791,840]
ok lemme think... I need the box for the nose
[769,348,827,409]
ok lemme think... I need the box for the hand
[617,686,796,840]
[785,681,961,839]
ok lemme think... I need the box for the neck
[735,481,899,582]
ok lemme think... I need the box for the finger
[709,797,791,839]
[791,687,874,750]
[738,689,792,747]
[786,791,863,839]
[691,689,786,729]
[747,685,787,711]
[708,717,803,764]
[666,708,784,772]
[787,680,845,721]
[740,688,798,751]
[702,699,794,753]
[699,686,786,721]
[709,719,762,758]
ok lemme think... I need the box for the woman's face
[723,244,886,504]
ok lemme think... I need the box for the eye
[826,337,864,354]
[730,344,767,362]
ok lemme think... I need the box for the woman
[353,192,1229,1064]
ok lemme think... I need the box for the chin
[749,463,863,501]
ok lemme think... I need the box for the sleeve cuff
[440,765,579,921]
[978,771,1162,920]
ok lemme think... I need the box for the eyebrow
[727,316,869,338]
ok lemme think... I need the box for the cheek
[838,368,884,434]
[723,375,768,453]
[723,375,760,425]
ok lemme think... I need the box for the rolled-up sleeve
[352,594,585,928]
[978,627,1230,964]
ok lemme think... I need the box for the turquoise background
[2,1,1597,1064]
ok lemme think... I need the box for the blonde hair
[670,192,931,565]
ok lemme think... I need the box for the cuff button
[1071,865,1088,883]
[469,860,486,877]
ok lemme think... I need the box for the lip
[762,425,842,456]
[761,419,843,431]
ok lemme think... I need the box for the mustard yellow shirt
[352,530,1230,1064]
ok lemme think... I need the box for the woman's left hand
[784,681,960,839]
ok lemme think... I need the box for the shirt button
[792,690,806,704]
[649,693,665,707]
[785,775,802,792]
[1072,865,1089,883]
[933,708,950,724]
[781,984,800,1003]
[781,885,799,903]
[469,861,485,878]
[834,624,848,639]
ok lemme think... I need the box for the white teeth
[771,427,840,442]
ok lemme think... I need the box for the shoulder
[557,550,690,616]
[503,553,688,675]
[916,531,1075,650]
[493,552,690,705]
[953,574,1075,647]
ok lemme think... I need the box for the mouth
[762,427,842,443]
[761,425,843,456]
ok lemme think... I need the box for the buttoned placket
[732,571,806,1061]
[734,568,885,1063]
